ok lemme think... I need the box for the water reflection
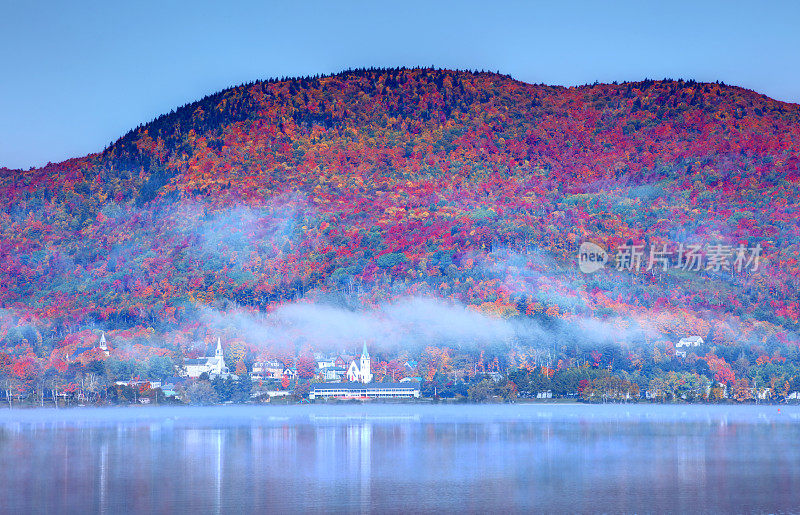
[99,441,108,514]
[0,405,799,512]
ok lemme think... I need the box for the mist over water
[2,404,800,513]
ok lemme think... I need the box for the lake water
[1,404,799,513]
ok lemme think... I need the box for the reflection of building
[182,429,225,512]
[347,343,373,383]
[183,338,230,378]
[309,381,421,400]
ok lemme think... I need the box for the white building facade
[183,338,229,378]
[346,342,373,383]
[675,335,705,357]
[309,381,421,400]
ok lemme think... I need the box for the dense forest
[1,67,799,404]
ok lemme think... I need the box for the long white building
[309,381,422,400]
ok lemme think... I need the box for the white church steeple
[359,341,372,383]
[99,332,109,357]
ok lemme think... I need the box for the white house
[321,367,346,382]
[676,335,704,357]
[183,338,229,378]
[346,342,373,383]
[251,359,285,380]
[316,357,336,370]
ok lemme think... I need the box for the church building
[308,342,423,400]
[183,338,230,378]
[346,342,373,383]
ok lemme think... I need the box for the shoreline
[1,398,797,411]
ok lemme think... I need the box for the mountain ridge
[0,67,798,388]
[4,67,799,176]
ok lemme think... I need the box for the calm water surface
[1,404,799,513]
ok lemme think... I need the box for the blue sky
[1,0,798,169]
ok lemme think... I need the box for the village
[179,338,422,402]
[3,330,798,408]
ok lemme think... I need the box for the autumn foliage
[0,68,799,401]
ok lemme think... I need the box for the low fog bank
[194,295,683,357]
[198,296,516,355]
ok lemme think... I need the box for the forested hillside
[1,67,799,402]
